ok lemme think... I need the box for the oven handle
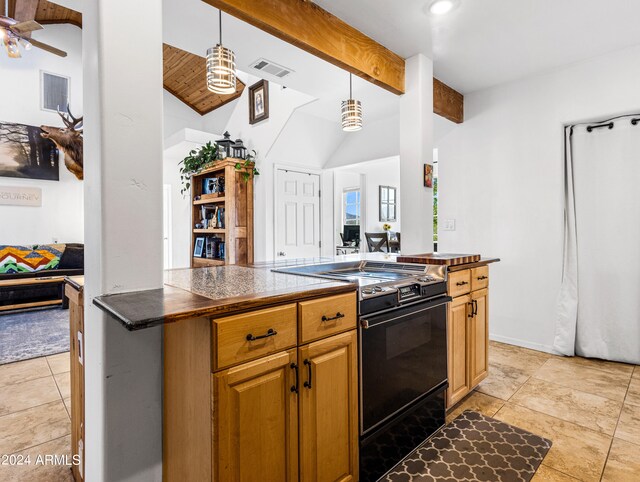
[360,296,452,329]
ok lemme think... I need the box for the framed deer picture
[0,121,59,181]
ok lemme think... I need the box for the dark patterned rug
[381,410,552,482]
[0,307,69,364]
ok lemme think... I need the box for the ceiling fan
[0,0,67,58]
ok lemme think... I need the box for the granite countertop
[93,265,357,331]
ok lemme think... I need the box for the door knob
[278,251,286,257]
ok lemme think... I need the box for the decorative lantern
[215,131,234,159]
[232,139,247,159]
[206,10,237,95]
[341,73,363,132]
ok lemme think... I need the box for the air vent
[41,71,70,112]
[249,58,294,79]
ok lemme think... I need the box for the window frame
[379,185,397,222]
[342,187,361,226]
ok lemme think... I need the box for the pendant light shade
[341,74,363,132]
[207,10,237,95]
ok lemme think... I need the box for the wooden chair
[389,232,401,253]
[365,232,390,253]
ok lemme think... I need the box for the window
[433,149,439,250]
[41,71,70,112]
[379,186,397,222]
[343,188,360,225]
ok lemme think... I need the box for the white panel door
[275,169,321,260]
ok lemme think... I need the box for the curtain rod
[577,113,640,132]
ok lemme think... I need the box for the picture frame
[193,237,205,257]
[424,163,433,188]
[249,79,269,125]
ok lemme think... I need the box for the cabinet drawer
[212,304,297,370]
[298,292,357,344]
[471,266,489,291]
[448,269,471,297]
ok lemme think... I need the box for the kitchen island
[91,254,498,481]
[94,264,360,482]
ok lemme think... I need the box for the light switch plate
[441,219,456,231]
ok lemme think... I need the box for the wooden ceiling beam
[202,0,405,95]
[434,78,464,124]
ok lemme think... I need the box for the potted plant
[234,149,261,182]
[179,141,218,195]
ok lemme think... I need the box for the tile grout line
[598,370,637,480]
[0,396,65,421]
[7,432,72,457]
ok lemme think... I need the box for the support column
[83,0,164,480]
[399,54,434,254]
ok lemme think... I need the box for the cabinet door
[469,288,489,387]
[446,295,472,408]
[214,349,299,482]
[298,330,358,482]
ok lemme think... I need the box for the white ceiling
[314,0,640,93]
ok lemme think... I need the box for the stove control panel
[398,283,421,301]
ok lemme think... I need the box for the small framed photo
[424,163,433,188]
[249,79,269,124]
[193,237,205,257]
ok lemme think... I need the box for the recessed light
[428,0,460,16]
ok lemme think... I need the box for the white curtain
[554,115,640,364]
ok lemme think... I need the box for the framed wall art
[248,79,269,125]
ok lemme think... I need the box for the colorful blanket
[0,244,65,274]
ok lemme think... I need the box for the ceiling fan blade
[11,19,42,34]
[29,38,67,57]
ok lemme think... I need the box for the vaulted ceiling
[163,43,245,116]
[1,0,82,27]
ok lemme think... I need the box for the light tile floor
[0,343,638,481]
[0,351,73,481]
[448,341,640,482]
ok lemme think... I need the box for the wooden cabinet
[298,331,358,482]
[214,350,299,482]
[446,268,491,409]
[469,288,489,387]
[212,304,298,370]
[298,292,357,344]
[164,291,359,482]
[65,278,84,482]
[447,294,472,407]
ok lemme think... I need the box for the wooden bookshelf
[190,158,254,267]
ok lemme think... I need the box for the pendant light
[341,73,363,132]
[206,9,237,95]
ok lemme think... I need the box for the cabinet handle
[456,281,469,286]
[246,328,277,342]
[468,302,474,318]
[477,275,488,281]
[290,363,299,393]
[321,312,345,322]
[473,299,478,316]
[303,359,312,389]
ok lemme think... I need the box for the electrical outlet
[441,219,456,231]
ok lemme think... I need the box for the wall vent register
[249,58,294,78]
[41,71,69,112]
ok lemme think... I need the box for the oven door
[359,296,450,435]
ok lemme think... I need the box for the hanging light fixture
[341,73,363,132]
[206,9,237,95]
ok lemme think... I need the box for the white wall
[436,44,640,353]
[0,26,83,245]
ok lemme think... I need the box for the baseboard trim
[489,334,561,356]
